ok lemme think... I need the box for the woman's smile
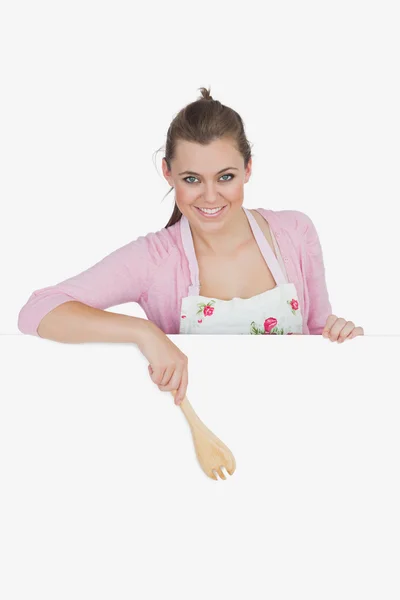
[194,205,228,218]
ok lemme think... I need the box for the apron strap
[243,207,287,286]
[180,215,200,296]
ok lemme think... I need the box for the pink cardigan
[17,208,332,337]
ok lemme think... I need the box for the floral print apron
[179,207,303,335]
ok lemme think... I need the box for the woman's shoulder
[255,208,311,229]
[254,207,314,236]
[136,221,183,262]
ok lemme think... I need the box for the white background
[1,1,399,598]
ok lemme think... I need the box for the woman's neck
[190,206,253,257]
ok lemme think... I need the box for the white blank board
[1,334,399,599]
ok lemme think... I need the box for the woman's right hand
[137,321,188,405]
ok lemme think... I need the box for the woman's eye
[184,174,234,184]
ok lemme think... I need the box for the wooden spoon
[171,391,236,480]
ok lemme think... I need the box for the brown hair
[154,86,253,229]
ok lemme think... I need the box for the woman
[17,86,364,405]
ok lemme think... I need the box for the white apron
[179,207,303,335]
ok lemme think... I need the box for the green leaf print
[270,326,285,335]
[250,321,265,335]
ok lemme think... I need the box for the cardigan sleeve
[17,233,161,337]
[301,212,333,335]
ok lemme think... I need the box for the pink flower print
[196,300,216,317]
[181,315,187,319]
[250,319,285,335]
[287,298,299,316]
[264,317,278,333]
[198,319,203,324]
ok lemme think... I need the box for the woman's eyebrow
[178,167,239,176]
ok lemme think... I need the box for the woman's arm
[300,212,333,335]
[18,233,160,337]
[36,300,152,344]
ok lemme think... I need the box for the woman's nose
[202,185,221,203]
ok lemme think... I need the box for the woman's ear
[162,157,174,187]
[244,157,252,183]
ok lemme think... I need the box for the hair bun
[199,86,213,101]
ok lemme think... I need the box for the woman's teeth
[196,206,225,215]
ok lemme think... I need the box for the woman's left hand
[322,315,364,343]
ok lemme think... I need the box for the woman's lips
[194,205,227,218]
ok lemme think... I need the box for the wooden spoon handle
[170,391,203,430]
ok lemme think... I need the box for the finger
[167,369,185,402]
[347,326,364,340]
[150,366,166,385]
[327,318,347,341]
[159,365,175,386]
[322,314,337,337]
[168,369,183,393]
[158,367,183,394]
[175,367,188,405]
[337,321,355,343]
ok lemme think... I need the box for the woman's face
[162,137,252,231]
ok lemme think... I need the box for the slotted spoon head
[171,390,236,480]
[191,424,236,480]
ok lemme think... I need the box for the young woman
[17,87,364,404]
